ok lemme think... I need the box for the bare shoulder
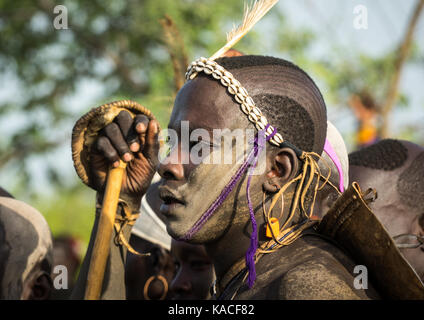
[279,235,380,300]
[280,259,366,299]
[236,234,380,300]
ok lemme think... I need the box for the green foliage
[32,182,95,246]
[0,0,246,175]
[0,0,317,184]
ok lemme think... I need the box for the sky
[0,0,423,196]
[280,0,424,143]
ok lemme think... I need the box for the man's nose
[170,271,192,294]
[157,143,186,181]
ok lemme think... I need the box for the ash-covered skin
[157,60,377,299]
[0,197,53,300]
[80,55,377,299]
[349,140,424,281]
[158,74,262,245]
[158,74,267,285]
[126,180,215,300]
[232,236,379,300]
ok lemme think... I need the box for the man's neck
[204,186,318,294]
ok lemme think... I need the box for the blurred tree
[0,0,318,189]
[380,0,424,138]
[309,0,424,149]
[0,0,315,243]
[0,0,243,175]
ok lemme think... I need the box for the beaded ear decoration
[179,0,332,289]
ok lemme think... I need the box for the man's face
[158,75,265,243]
[349,165,414,235]
[170,239,215,300]
[125,237,175,300]
[401,214,424,281]
[350,164,424,281]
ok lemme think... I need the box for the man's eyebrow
[189,124,215,133]
[167,122,215,134]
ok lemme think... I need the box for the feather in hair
[210,0,279,60]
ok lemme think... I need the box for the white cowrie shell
[228,84,237,95]
[248,113,259,123]
[252,107,262,117]
[256,121,265,130]
[241,103,251,114]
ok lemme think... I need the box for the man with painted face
[0,196,53,299]
[74,54,382,300]
[349,139,424,281]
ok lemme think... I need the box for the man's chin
[161,197,223,242]
[165,217,191,241]
[165,219,210,244]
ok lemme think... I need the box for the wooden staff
[71,100,157,299]
[84,160,127,300]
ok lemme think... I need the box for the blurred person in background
[349,139,424,281]
[0,196,53,299]
[348,90,380,149]
[312,121,350,220]
[170,239,216,300]
[50,235,83,300]
[0,187,14,198]
[126,178,216,300]
[125,179,175,300]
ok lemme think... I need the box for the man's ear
[263,147,299,193]
[28,272,53,300]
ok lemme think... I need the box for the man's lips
[158,186,186,212]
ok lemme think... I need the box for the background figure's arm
[71,199,139,300]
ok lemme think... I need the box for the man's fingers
[133,114,150,149]
[134,114,150,135]
[98,112,156,165]
[95,136,120,167]
[142,119,160,161]
[114,110,133,136]
[103,122,132,162]
[115,110,140,152]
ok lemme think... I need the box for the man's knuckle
[105,122,120,136]
[136,114,149,124]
